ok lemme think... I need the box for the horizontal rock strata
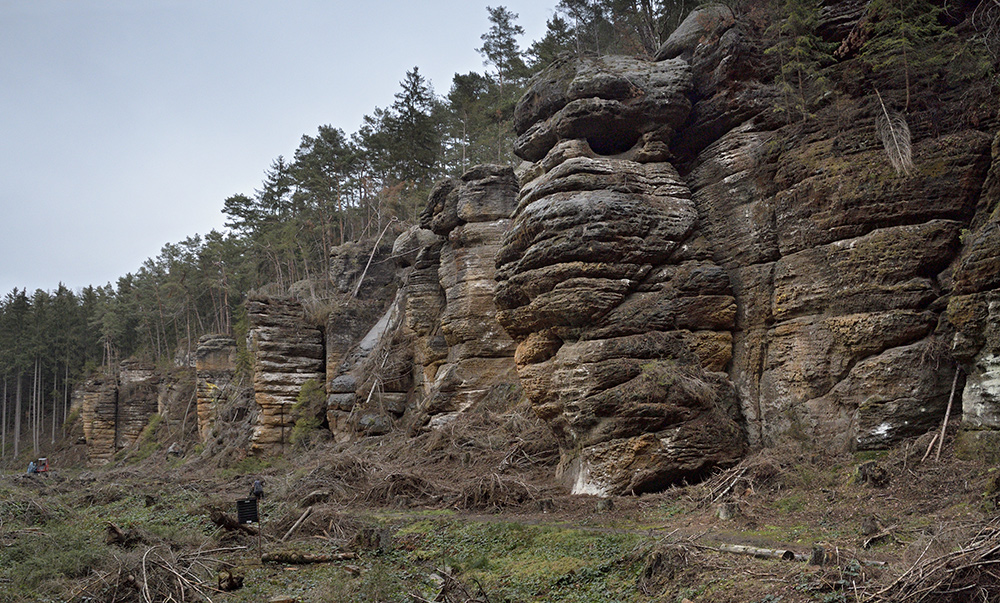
[498,55,746,496]
[195,334,237,442]
[248,296,324,453]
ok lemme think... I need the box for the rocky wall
[494,1,999,492]
[116,361,160,455]
[945,125,1000,455]
[74,362,160,465]
[672,5,995,452]
[195,334,237,442]
[324,166,521,438]
[76,377,118,465]
[412,165,519,426]
[247,296,325,453]
[498,54,746,496]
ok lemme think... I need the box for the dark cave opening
[586,128,642,156]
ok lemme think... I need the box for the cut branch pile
[866,519,1000,602]
[69,544,246,603]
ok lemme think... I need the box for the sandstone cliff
[323,166,520,439]
[498,54,747,495]
[195,334,237,442]
[247,296,325,453]
[72,3,1000,497]
[492,2,998,496]
[74,361,161,465]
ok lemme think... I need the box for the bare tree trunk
[51,364,57,444]
[14,373,21,457]
[33,357,40,456]
[63,362,69,425]
[2,377,7,458]
[186,304,192,367]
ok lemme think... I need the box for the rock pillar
[247,296,325,453]
[195,334,237,442]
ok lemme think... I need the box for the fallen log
[261,551,358,564]
[716,544,803,561]
[210,509,257,535]
[696,543,887,567]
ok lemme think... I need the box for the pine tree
[765,0,834,122]
[527,15,576,69]
[445,72,493,174]
[860,0,953,110]
[479,6,529,91]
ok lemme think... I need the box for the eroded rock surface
[413,165,519,427]
[321,166,520,438]
[74,361,160,465]
[677,8,995,451]
[498,55,746,496]
[946,129,1000,450]
[496,1,1000,491]
[248,296,324,453]
[75,377,118,465]
[195,334,237,442]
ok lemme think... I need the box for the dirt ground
[4,392,1000,602]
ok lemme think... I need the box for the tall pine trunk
[33,357,39,456]
[14,372,21,457]
[1,377,6,458]
[51,365,57,444]
[63,362,69,425]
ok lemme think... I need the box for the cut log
[210,509,258,535]
[261,551,358,564]
[715,543,804,561]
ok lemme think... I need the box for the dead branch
[209,508,257,535]
[865,519,1000,602]
[935,367,961,462]
[281,506,313,542]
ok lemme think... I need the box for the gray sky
[0,0,555,296]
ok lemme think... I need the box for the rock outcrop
[681,18,994,451]
[493,2,998,491]
[323,236,402,440]
[85,2,999,490]
[324,166,521,438]
[946,127,1000,456]
[75,361,160,465]
[498,55,747,496]
[195,334,237,442]
[248,296,325,453]
[412,165,519,427]
[75,377,118,465]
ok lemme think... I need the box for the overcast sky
[0,0,556,296]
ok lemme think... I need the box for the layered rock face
[411,165,519,426]
[325,166,520,438]
[195,334,237,442]
[323,236,403,439]
[498,55,746,495]
[946,128,1000,452]
[674,7,995,452]
[496,2,998,491]
[247,296,324,453]
[76,377,118,465]
[75,362,160,465]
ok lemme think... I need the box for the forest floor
[2,395,999,603]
